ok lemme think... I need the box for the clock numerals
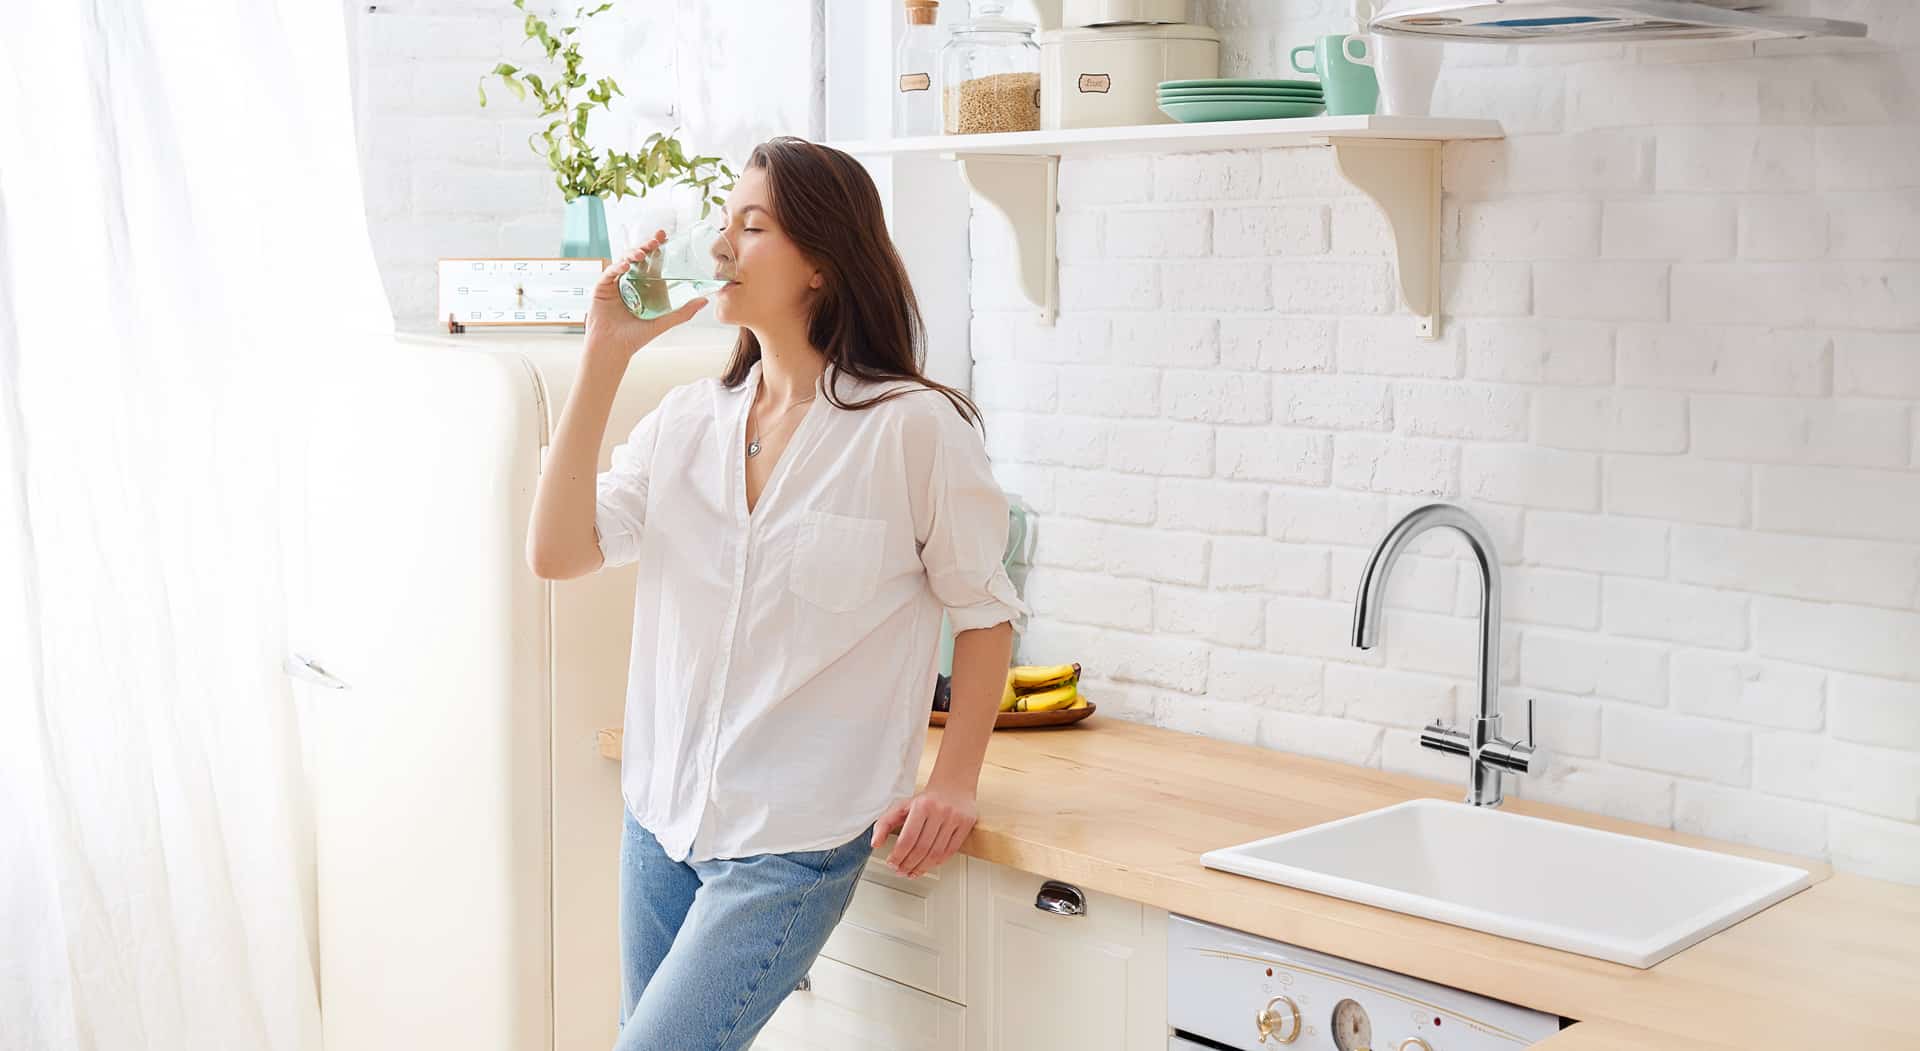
[441,259,598,327]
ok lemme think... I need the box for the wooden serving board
[929,701,1096,730]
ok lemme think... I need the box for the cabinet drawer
[965,858,1168,1050]
[817,834,967,1003]
[752,954,965,1051]
[980,859,1150,943]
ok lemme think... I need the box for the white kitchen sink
[1201,798,1812,969]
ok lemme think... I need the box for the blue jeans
[616,809,876,1050]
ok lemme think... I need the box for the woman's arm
[873,622,1012,879]
[874,396,1032,877]
[525,349,627,580]
[525,231,708,580]
[928,622,1014,795]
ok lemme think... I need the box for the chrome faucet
[1351,504,1539,807]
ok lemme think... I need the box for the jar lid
[952,1,1034,35]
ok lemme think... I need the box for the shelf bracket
[1327,137,1445,341]
[952,153,1058,326]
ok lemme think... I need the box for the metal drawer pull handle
[1034,879,1086,917]
[794,973,812,992]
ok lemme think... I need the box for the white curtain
[0,1,390,1049]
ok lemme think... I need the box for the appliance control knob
[1256,995,1301,1044]
[1398,1039,1434,1051]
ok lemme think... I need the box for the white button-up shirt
[594,357,1031,863]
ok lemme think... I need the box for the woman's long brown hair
[718,137,983,432]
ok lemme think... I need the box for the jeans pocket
[783,824,877,875]
[783,845,839,872]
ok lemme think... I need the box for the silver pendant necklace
[747,396,815,458]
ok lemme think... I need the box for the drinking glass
[618,220,736,320]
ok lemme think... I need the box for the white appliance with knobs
[291,329,734,1051]
[1168,915,1563,1050]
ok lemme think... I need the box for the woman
[525,136,1031,1049]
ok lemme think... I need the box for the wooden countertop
[598,719,1920,1049]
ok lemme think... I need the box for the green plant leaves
[484,62,527,105]
[479,0,736,211]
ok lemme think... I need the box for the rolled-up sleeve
[905,397,1032,635]
[593,405,665,569]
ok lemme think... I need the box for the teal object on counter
[561,193,611,261]
[938,503,1031,676]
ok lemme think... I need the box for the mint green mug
[1291,34,1379,117]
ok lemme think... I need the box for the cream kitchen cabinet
[757,841,1167,1049]
[751,954,966,1051]
[817,835,970,1003]
[961,859,1168,1050]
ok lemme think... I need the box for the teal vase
[561,194,610,262]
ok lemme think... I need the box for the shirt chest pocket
[789,510,889,613]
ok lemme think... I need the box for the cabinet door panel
[964,858,1168,1050]
[819,835,967,1002]
[752,955,965,1051]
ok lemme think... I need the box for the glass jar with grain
[938,1,1041,135]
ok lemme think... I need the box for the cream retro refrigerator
[288,329,732,1051]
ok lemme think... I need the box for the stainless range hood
[1370,1,1868,42]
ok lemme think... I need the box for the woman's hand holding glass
[584,229,710,361]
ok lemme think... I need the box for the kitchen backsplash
[973,1,1920,884]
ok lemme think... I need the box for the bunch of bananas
[1000,662,1087,713]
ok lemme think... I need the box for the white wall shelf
[835,115,1505,339]
[835,114,1505,159]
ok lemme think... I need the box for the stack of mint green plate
[1157,78,1325,123]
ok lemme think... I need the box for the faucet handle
[1420,718,1470,759]
[1508,697,1547,777]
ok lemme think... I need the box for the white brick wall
[361,0,1920,884]
[345,0,817,323]
[980,2,1920,883]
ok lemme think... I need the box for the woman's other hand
[871,783,977,879]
